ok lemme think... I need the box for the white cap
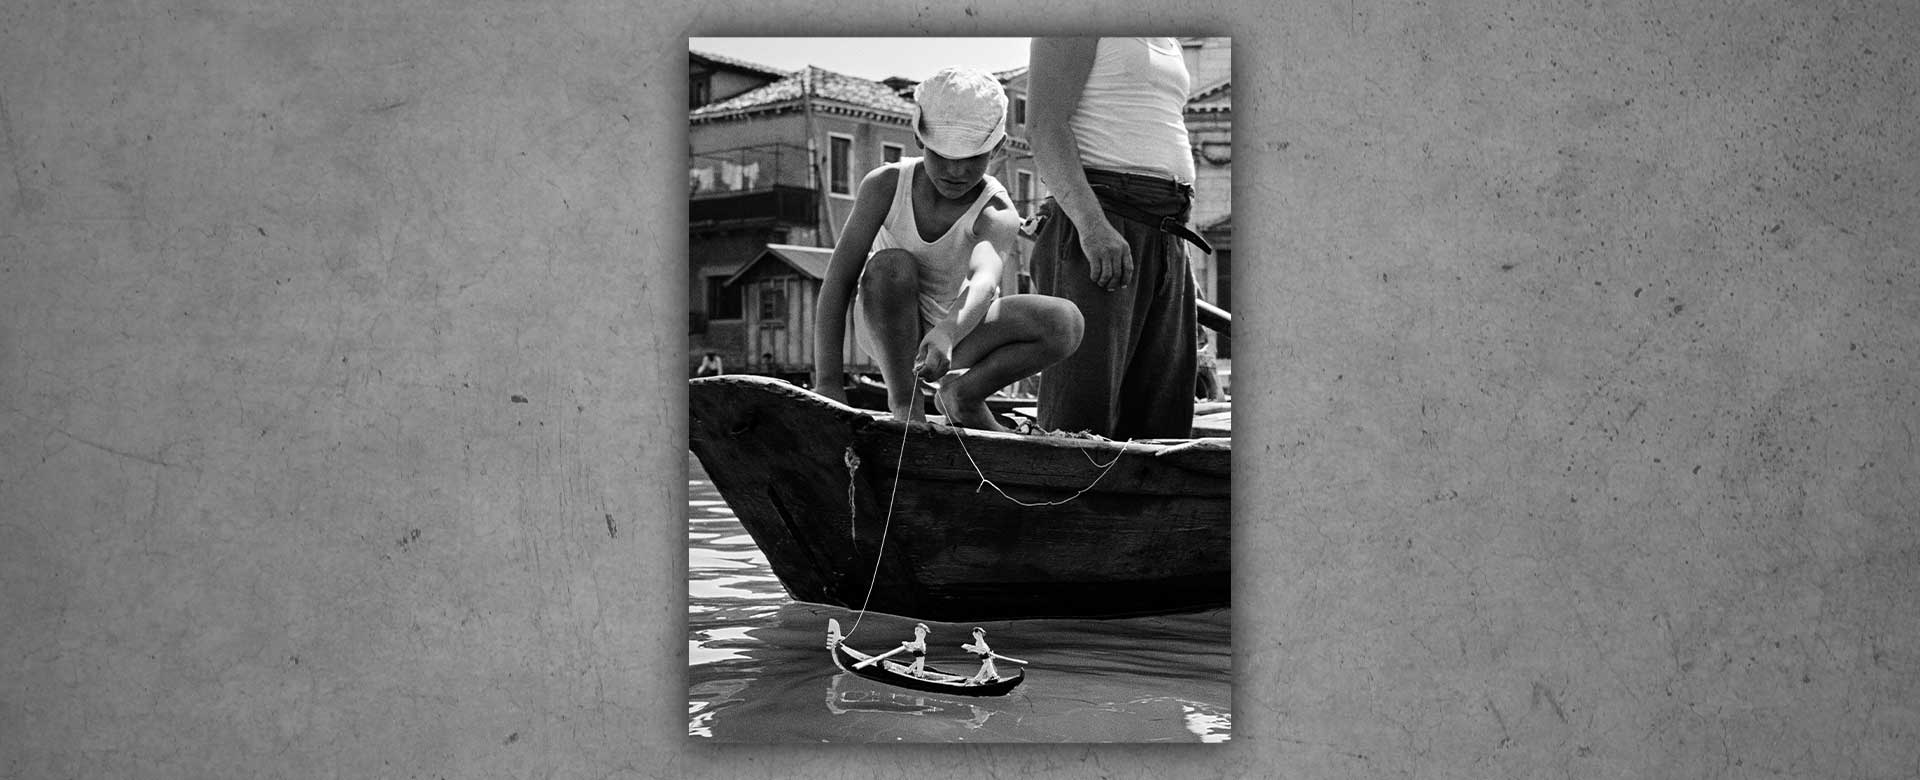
[911,67,1008,159]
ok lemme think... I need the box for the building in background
[1182,37,1233,363]
[686,39,1229,383]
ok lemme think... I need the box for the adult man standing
[1027,37,1209,439]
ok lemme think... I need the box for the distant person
[695,351,724,378]
[760,352,776,374]
[813,67,1083,431]
[1195,329,1224,401]
[1027,37,1210,439]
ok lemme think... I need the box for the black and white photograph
[686,36,1234,742]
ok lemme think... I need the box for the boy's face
[921,145,995,199]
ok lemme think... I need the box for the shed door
[746,277,811,373]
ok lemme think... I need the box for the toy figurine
[960,627,1027,684]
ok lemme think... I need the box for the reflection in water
[688,454,1231,742]
[825,673,996,729]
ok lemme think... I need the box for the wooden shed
[723,243,871,376]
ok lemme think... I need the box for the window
[828,134,854,196]
[1015,170,1035,216]
[707,277,743,321]
[1012,95,1026,127]
[882,142,904,164]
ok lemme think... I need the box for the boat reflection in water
[825,672,997,730]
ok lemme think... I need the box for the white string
[845,416,912,639]
[951,427,1135,507]
[842,416,1134,643]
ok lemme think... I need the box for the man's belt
[1098,198,1214,255]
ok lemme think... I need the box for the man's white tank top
[1068,37,1195,184]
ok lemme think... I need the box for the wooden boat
[826,619,1024,697]
[687,374,1230,621]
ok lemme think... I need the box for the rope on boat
[843,418,912,640]
[843,448,860,541]
[950,427,1136,507]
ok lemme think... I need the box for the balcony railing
[690,142,819,228]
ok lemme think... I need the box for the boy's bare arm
[953,197,1019,342]
[915,198,1017,379]
[813,167,895,399]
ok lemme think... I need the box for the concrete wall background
[1,2,1914,779]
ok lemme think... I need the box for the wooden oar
[985,652,1028,665]
[1197,299,1231,334]
[853,644,911,669]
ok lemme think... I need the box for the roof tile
[691,66,915,122]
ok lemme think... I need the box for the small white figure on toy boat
[960,627,1028,685]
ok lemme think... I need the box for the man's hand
[1080,219,1133,290]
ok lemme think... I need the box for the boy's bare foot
[887,380,927,423]
[931,371,1009,432]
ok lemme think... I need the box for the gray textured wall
[2,2,1915,779]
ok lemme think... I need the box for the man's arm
[1027,37,1133,290]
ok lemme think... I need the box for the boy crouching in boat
[813,68,1084,432]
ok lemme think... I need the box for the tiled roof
[726,243,835,285]
[691,66,915,124]
[1188,79,1231,113]
[689,49,790,80]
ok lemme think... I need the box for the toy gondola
[826,619,1024,697]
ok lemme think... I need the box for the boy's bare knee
[1014,299,1082,363]
[860,249,919,298]
[1047,299,1085,354]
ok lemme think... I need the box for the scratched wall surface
[1,2,1915,779]
[1249,2,1920,777]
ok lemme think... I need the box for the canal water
[687,453,1233,743]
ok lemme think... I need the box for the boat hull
[688,376,1230,621]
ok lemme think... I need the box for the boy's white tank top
[868,158,1006,327]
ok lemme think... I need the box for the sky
[689,37,1031,82]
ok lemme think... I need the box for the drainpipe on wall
[803,68,835,247]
